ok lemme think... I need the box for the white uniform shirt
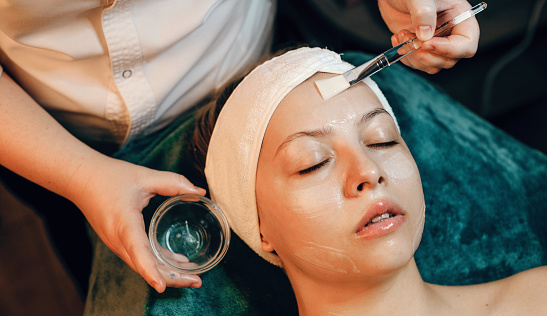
[0,0,275,144]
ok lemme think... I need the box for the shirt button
[122,70,132,79]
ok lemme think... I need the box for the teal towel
[84,52,547,315]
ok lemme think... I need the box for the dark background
[275,0,547,154]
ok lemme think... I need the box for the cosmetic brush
[315,2,487,100]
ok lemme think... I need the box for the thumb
[146,170,206,197]
[407,0,437,41]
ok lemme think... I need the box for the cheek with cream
[286,178,343,219]
[294,242,360,274]
[377,148,426,252]
[379,150,416,181]
[283,178,361,274]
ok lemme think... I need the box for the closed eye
[299,158,331,175]
[368,141,398,149]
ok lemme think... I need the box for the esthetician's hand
[71,157,206,293]
[0,72,203,293]
[378,0,480,74]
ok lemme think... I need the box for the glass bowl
[149,194,230,274]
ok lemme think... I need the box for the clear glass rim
[149,194,231,274]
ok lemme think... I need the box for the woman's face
[256,73,425,281]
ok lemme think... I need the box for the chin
[355,239,416,276]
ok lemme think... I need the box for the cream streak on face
[294,242,360,274]
[287,178,343,218]
[381,151,416,180]
[312,97,359,125]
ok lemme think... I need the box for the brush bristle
[314,75,350,100]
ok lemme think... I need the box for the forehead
[269,72,383,131]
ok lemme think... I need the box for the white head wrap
[205,47,398,266]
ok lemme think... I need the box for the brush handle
[387,2,487,64]
[349,2,487,84]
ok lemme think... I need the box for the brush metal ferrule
[347,55,389,86]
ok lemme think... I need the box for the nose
[343,149,385,198]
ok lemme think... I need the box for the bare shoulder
[500,266,547,292]
[427,268,547,315]
[495,266,547,314]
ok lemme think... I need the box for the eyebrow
[274,107,390,157]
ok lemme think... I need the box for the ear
[257,203,275,253]
[259,218,275,253]
[261,235,275,252]
[260,232,275,253]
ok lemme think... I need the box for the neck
[286,258,432,316]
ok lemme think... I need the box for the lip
[354,199,406,240]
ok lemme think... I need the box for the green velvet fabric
[84,52,547,315]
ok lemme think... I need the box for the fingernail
[412,39,423,50]
[154,280,165,293]
[417,25,433,40]
[195,187,207,195]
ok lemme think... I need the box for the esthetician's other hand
[72,159,206,293]
[0,64,203,294]
[378,0,480,74]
